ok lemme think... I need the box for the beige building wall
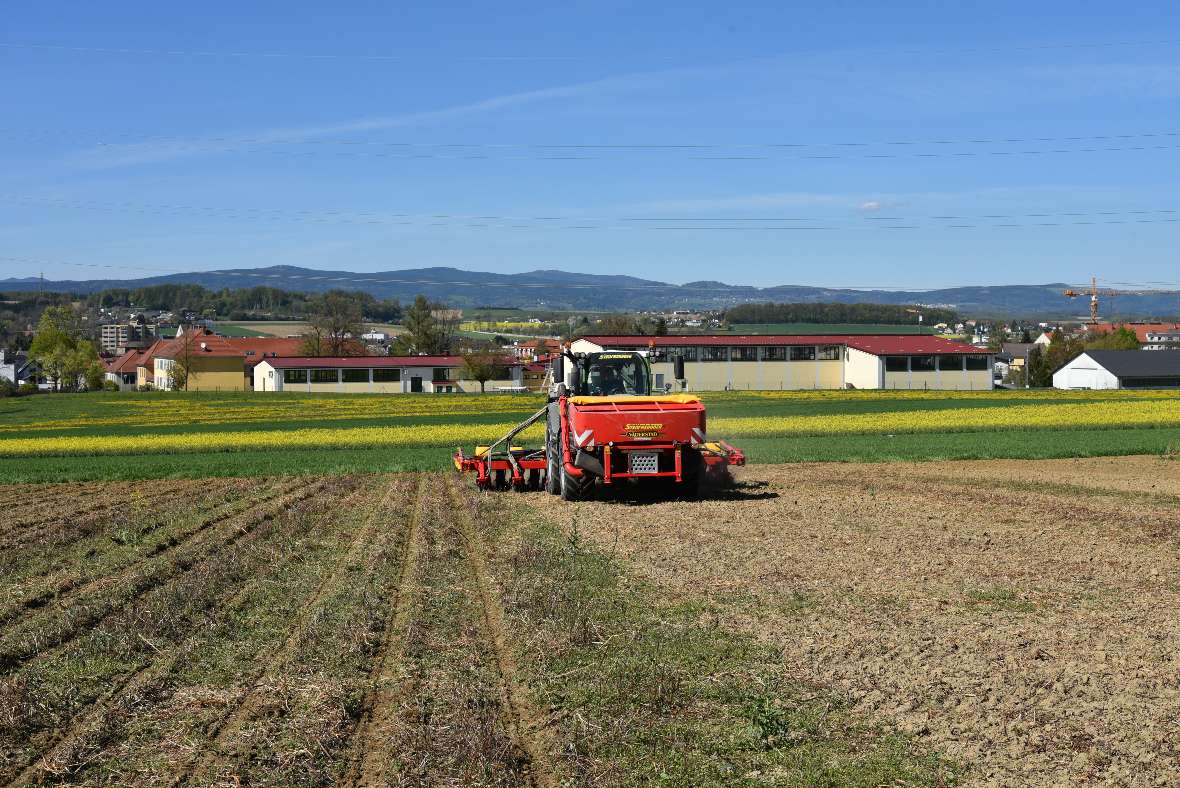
[884,369,992,390]
[155,357,245,391]
[844,347,882,389]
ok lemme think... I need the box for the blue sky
[3,1,1180,290]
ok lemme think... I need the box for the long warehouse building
[572,334,993,391]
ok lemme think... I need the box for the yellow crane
[1063,277,1167,325]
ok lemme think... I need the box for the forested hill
[4,265,1180,317]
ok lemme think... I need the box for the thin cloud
[65,62,729,170]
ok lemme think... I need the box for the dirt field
[529,455,1180,786]
[2,455,1175,785]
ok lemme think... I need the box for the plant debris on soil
[527,454,1180,786]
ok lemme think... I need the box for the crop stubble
[527,454,1180,786]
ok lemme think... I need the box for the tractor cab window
[582,353,650,396]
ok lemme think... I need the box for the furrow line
[179,476,408,783]
[446,475,557,788]
[0,477,243,561]
[0,478,301,630]
[7,488,336,786]
[344,474,428,786]
[0,478,327,675]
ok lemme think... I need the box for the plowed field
[3,455,1173,785]
[529,454,1180,786]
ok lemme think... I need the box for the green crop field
[723,323,938,335]
[2,389,1179,482]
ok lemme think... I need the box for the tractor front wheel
[560,464,592,501]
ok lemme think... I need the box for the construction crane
[1063,277,1168,325]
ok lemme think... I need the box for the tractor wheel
[544,429,561,495]
[679,448,704,500]
[560,464,592,501]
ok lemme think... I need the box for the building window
[732,346,758,362]
[432,367,450,382]
[817,344,841,360]
[283,369,307,384]
[884,356,908,372]
[701,346,728,362]
[789,346,816,361]
[676,346,699,362]
[910,355,936,372]
[342,368,369,383]
[965,355,989,371]
[938,355,963,371]
[373,368,401,382]
[311,369,338,383]
[760,346,787,361]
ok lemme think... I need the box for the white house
[1053,351,1180,390]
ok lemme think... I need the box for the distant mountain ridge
[3,265,1179,318]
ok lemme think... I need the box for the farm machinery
[454,347,744,499]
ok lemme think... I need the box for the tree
[394,296,452,355]
[168,332,197,391]
[1020,329,1032,343]
[1026,329,1085,387]
[301,291,363,356]
[986,322,1009,353]
[28,306,96,391]
[1084,326,1140,350]
[654,317,669,336]
[461,350,508,393]
[596,314,640,335]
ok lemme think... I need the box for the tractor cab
[579,351,652,397]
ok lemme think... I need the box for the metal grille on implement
[628,452,659,474]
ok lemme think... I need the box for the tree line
[87,284,404,322]
[724,302,958,325]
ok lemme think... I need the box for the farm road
[529,455,1180,786]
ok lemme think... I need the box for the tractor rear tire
[545,428,561,495]
[560,465,592,501]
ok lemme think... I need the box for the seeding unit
[454,348,744,499]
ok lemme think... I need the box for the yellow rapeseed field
[4,392,1180,457]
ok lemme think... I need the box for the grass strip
[494,505,962,786]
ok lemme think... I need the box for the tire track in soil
[0,483,176,536]
[6,486,341,787]
[445,475,558,788]
[342,474,427,787]
[0,478,305,633]
[0,483,180,546]
[179,476,412,785]
[0,477,243,567]
[0,478,327,675]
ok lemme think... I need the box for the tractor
[454,347,744,499]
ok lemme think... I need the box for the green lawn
[1,390,1177,482]
[722,323,938,335]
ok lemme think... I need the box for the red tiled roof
[156,336,307,361]
[260,355,517,369]
[579,334,987,355]
[1090,323,1180,342]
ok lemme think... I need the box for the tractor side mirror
[673,355,685,381]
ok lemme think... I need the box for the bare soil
[527,455,1180,786]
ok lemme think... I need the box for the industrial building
[1053,351,1180,390]
[571,335,992,391]
[253,356,525,394]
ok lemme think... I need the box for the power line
[2,36,1177,61]
[6,194,1180,231]
[5,127,1180,150]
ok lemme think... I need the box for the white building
[570,334,992,391]
[253,355,524,394]
[1053,351,1180,390]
